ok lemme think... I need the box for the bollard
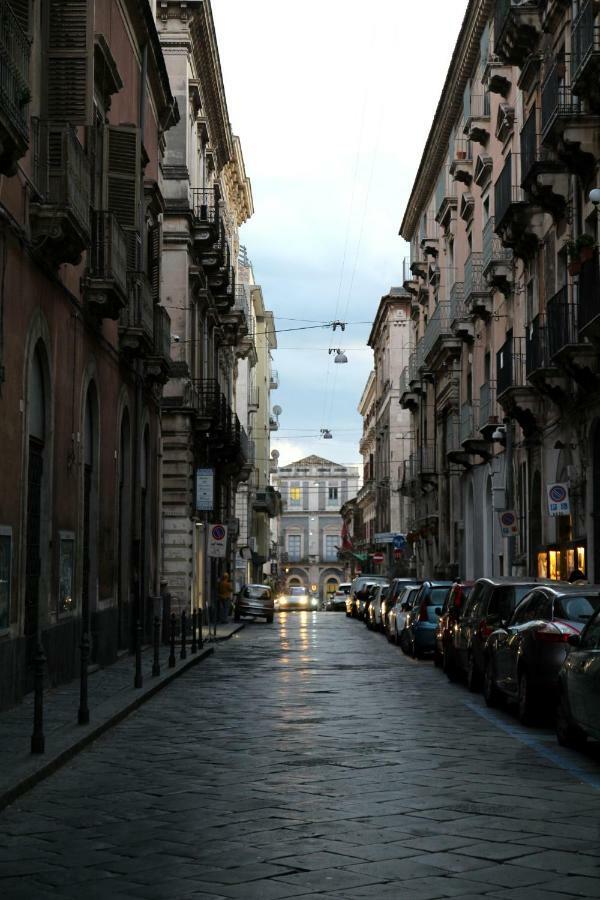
[191,609,198,654]
[134,620,143,689]
[180,610,187,660]
[152,616,161,677]
[198,605,203,650]
[31,640,46,754]
[169,612,176,668]
[78,632,90,725]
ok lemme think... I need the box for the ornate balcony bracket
[447,450,473,469]
[525,170,569,221]
[497,386,543,440]
[488,73,512,97]
[527,366,570,407]
[462,438,492,462]
[399,390,421,412]
[494,1,543,67]
[552,343,600,393]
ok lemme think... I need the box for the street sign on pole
[547,483,570,517]
[372,552,385,564]
[498,510,518,537]
[195,468,214,511]
[208,524,228,558]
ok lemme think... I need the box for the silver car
[277,586,320,612]
[234,584,274,623]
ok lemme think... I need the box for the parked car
[483,585,600,724]
[346,575,388,617]
[435,581,473,670]
[403,581,452,658]
[367,583,390,631]
[327,583,351,611]
[451,577,547,691]
[556,605,600,747]
[387,584,421,644]
[357,583,379,621]
[235,584,274,623]
[277,585,319,612]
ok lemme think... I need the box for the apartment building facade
[273,456,360,602]
[0,0,177,708]
[399,0,600,582]
[156,1,254,615]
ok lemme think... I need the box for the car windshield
[555,594,600,623]
[245,586,271,599]
[290,587,307,596]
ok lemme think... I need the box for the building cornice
[367,290,411,349]
[399,0,492,240]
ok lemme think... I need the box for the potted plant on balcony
[566,240,581,276]
[577,233,596,264]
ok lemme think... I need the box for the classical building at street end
[0,0,177,709]
[399,0,600,581]
[156,1,255,615]
[272,456,360,603]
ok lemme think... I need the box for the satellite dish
[273,405,282,416]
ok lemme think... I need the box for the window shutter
[9,0,29,32]
[104,125,141,269]
[47,0,92,123]
[148,223,161,301]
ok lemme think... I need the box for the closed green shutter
[47,0,92,123]
[148,223,161,301]
[104,125,141,269]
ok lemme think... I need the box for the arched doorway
[82,383,99,640]
[464,482,475,579]
[24,345,49,660]
[325,577,339,604]
[117,410,131,649]
[482,475,493,577]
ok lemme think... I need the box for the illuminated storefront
[537,542,586,581]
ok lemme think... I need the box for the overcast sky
[212,0,467,468]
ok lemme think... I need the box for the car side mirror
[434,607,442,616]
[568,634,581,648]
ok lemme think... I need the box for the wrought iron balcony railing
[154,304,171,362]
[0,0,30,162]
[546,285,578,356]
[483,216,512,274]
[496,334,526,396]
[572,0,600,86]
[479,380,498,429]
[464,252,488,304]
[88,211,128,297]
[494,152,525,230]
[525,314,551,374]
[460,402,477,444]
[449,281,467,322]
[422,302,452,361]
[119,271,154,342]
[191,186,219,224]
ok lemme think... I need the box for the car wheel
[556,690,586,749]
[466,653,481,693]
[483,658,502,708]
[399,630,409,654]
[442,646,456,680]
[517,670,535,725]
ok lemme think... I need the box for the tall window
[289,485,301,505]
[288,535,301,561]
[328,486,338,503]
[325,535,338,561]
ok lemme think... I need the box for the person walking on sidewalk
[218,572,233,623]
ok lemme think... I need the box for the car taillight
[478,621,494,639]
[533,624,574,643]
[419,600,428,622]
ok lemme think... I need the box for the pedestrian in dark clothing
[568,568,586,583]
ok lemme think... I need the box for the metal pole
[134,620,143,688]
[168,612,176,667]
[152,615,161,676]
[191,609,198,654]
[31,639,46,754]
[180,610,187,660]
[78,631,90,725]
[505,417,514,576]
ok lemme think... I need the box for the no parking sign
[208,524,228,558]
[498,510,518,537]
[547,483,570,517]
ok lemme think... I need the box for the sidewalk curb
[0,626,243,813]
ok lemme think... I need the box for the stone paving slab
[0,623,243,811]
[0,614,600,899]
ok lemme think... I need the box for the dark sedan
[435,581,473,671]
[483,586,600,724]
[452,578,544,691]
[556,606,600,747]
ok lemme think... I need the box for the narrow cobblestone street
[1,613,600,900]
